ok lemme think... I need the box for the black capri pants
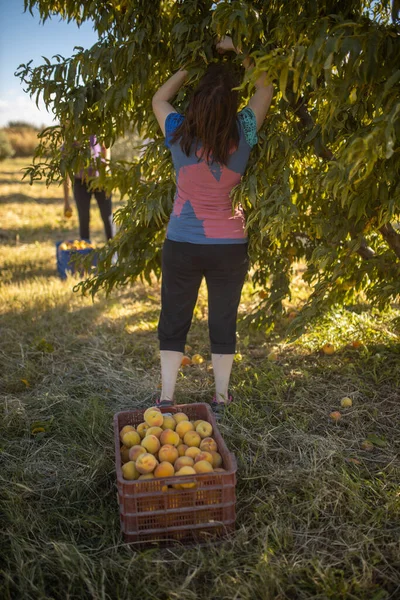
[158,239,249,355]
[73,176,113,240]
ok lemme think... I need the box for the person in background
[63,134,114,241]
[151,36,273,416]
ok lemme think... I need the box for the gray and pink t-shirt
[165,107,258,245]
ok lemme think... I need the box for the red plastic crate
[114,403,237,546]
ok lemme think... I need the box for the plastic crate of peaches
[114,403,237,545]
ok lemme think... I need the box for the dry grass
[1,158,400,600]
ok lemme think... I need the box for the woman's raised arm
[152,69,188,135]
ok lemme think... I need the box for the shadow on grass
[0,193,61,205]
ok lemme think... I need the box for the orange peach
[120,445,130,464]
[154,461,175,478]
[146,426,163,438]
[122,430,141,448]
[160,428,180,447]
[137,422,149,439]
[174,456,194,471]
[128,445,146,462]
[195,420,213,438]
[200,437,218,452]
[143,407,163,427]
[175,466,197,488]
[184,430,201,447]
[119,425,136,442]
[173,412,189,424]
[175,420,194,438]
[177,443,188,457]
[141,434,160,454]
[193,460,214,474]
[135,453,158,474]
[185,446,201,459]
[121,461,140,480]
[210,451,223,468]
[193,420,203,428]
[158,444,179,464]
[138,473,155,480]
[194,451,213,464]
[161,415,176,430]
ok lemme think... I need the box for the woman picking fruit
[152,36,273,415]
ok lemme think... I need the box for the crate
[114,403,237,547]
[56,240,98,280]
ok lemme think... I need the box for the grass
[1,157,399,600]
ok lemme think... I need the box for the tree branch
[379,223,400,259]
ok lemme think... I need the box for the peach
[210,451,223,468]
[137,422,149,439]
[146,426,163,438]
[193,460,214,474]
[183,431,201,447]
[122,430,141,448]
[141,434,160,454]
[185,446,201,459]
[135,452,158,474]
[154,461,175,478]
[160,429,180,447]
[195,420,213,438]
[120,445,130,464]
[173,412,189,424]
[174,456,194,471]
[177,444,188,457]
[121,461,140,480]
[193,420,203,428]
[158,444,179,464]
[200,437,218,452]
[330,411,342,422]
[161,415,176,430]
[194,451,213,464]
[119,425,136,442]
[175,466,197,488]
[175,421,194,438]
[128,445,146,462]
[138,473,155,480]
[143,407,163,427]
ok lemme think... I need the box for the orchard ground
[1,158,399,600]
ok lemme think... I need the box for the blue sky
[0,0,98,127]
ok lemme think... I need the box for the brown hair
[170,63,240,166]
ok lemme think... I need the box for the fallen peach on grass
[136,453,158,474]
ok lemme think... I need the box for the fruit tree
[18,0,400,329]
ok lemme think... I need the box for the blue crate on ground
[56,240,98,280]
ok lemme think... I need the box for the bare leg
[212,353,234,403]
[160,350,183,403]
